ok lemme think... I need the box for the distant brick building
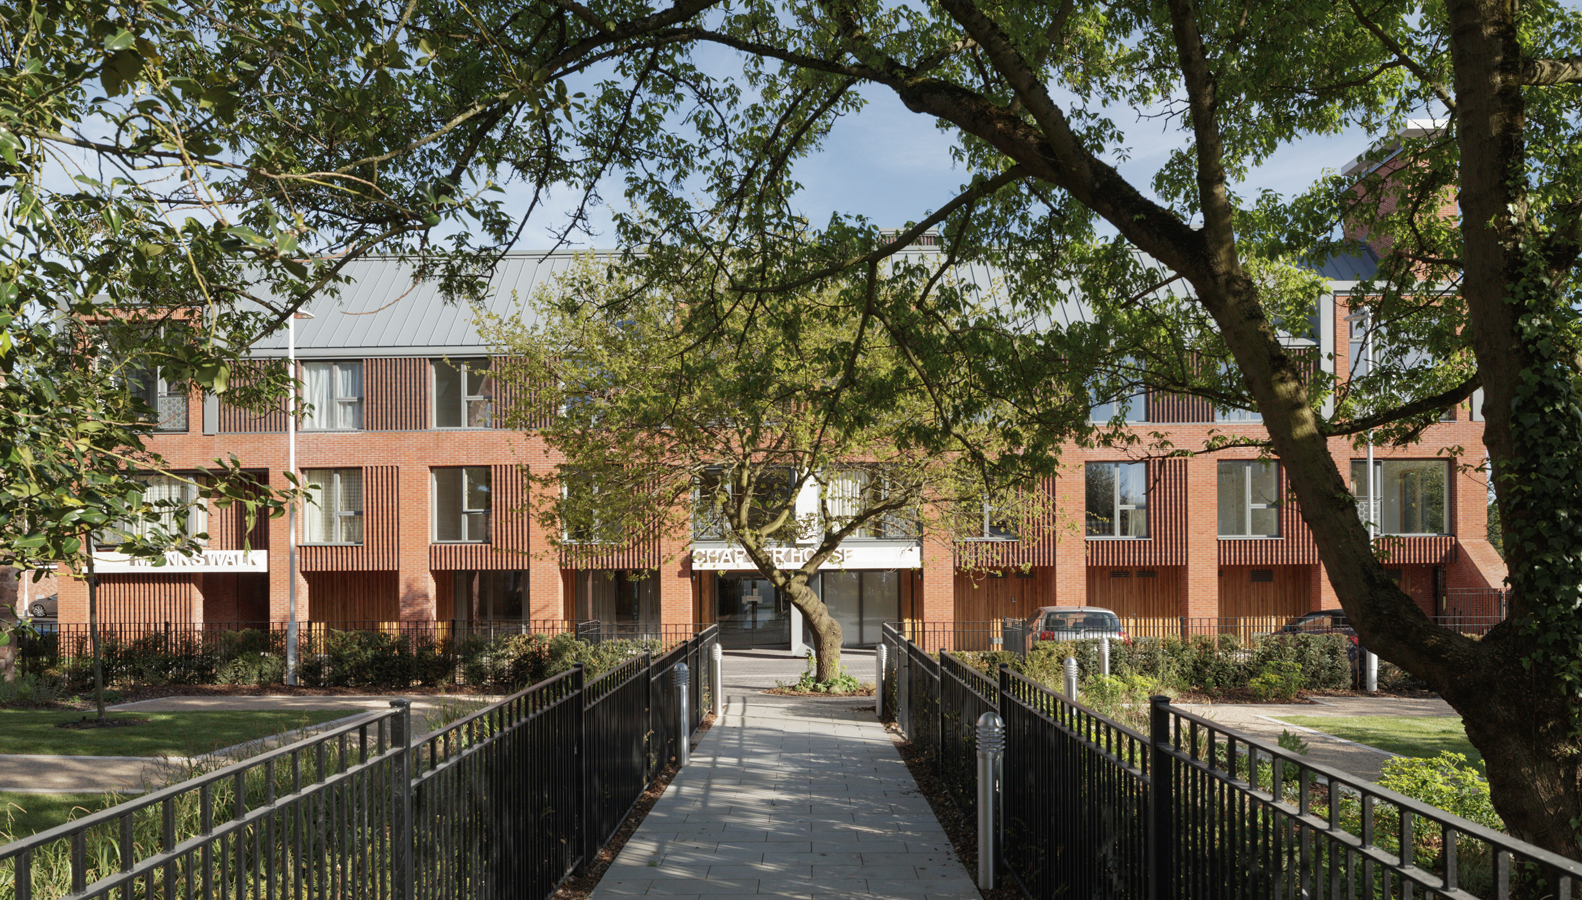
[56,240,1506,649]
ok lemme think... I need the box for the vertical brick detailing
[1372,535,1456,565]
[1085,459,1188,567]
[298,466,399,571]
[218,360,288,433]
[953,477,1061,569]
[428,464,532,571]
[207,475,271,552]
[490,362,556,430]
[366,358,430,431]
[1147,391,1215,423]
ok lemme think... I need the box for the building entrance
[715,574,790,650]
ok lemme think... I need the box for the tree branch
[1322,372,1481,436]
[1518,56,1582,85]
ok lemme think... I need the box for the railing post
[976,711,1005,891]
[389,699,414,900]
[898,641,911,736]
[573,663,592,874]
[1178,616,1187,641]
[711,642,724,716]
[874,644,886,717]
[1063,656,1079,701]
[674,662,690,768]
[1149,695,1174,900]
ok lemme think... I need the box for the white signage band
[690,544,921,571]
[91,550,269,574]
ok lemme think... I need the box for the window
[824,469,918,539]
[1217,460,1280,537]
[692,465,795,539]
[1086,462,1148,538]
[975,501,1018,540]
[434,467,491,542]
[302,361,363,430]
[1350,459,1448,535]
[303,469,362,544]
[128,368,189,432]
[433,359,492,428]
[1215,406,1262,423]
[562,471,614,544]
[102,475,207,545]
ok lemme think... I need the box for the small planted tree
[484,253,1053,682]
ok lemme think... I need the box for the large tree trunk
[784,577,843,682]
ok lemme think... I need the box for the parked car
[27,595,57,619]
[1280,608,1365,684]
[1024,606,1131,649]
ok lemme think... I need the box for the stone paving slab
[589,651,975,899]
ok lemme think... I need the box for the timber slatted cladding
[428,463,532,570]
[218,360,289,433]
[299,466,399,571]
[1086,458,1188,567]
[365,358,429,430]
[98,574,196,623]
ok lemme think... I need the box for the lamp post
[285,310,314,685]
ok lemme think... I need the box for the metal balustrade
[0,624,719,900]
[883,621,1582,900]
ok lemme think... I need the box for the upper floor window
[302,468,363,544]
[692,465,795,540]
[102,474,207,546]
[434,466,491,542]
[1086,462,1148,538]
[1215,406,1262,423]
[433,358,492,428]
[824,470,918,540]
[128,368,189,433]
[302,361,363,430]
[1218,460,1280,537]
[1350,459,1448,536]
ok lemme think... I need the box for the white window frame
[433,466,491,543]
[1217,460,1280,538]
[301,361,364,431]
[102,474,208,546]
[432,358,493,429]
[1085,461,1149,539]
[302,468,363,545]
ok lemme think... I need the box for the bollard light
[875,644,887,717]
[976,711,1005,890]
[674,662,691,768]
[1064,656,1079,701]
[711,643,724,715]
[1099,636,1111,677]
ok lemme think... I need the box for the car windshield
[1038,611,1121,632]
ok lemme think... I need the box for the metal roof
[238,246,1357,358]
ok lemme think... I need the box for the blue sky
[513,84,1373,250]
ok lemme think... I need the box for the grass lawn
[0,709,350,758]
[0,791,124,840]
[1278,715,1483,771]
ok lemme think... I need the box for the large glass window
[1350,459,1449,536]
[452,571,527,623]
[303,468,363,544]
[302,361,363,430]
[824,469,918,539]
[434,467,491,542]
[102,475,207,545]
[127,367,188,432]
[810,570,900,646]
[1218,460,1280,537]
[692,465,794,539]
[1086,462,1149,538]
[433,358,492,428]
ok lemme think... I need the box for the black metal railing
[885,622,1582,900]
[1,624,719,900]
[900,615,1510,648]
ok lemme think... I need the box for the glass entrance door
[716,574,790,649]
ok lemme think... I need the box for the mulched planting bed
[885,721,1016,900]
[761,686,875,697]
[551,712,715,900]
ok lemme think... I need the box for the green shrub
[1249,660,1304,702]
[0,671,66,707]
[217,652,286,686]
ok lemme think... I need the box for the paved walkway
[590,649,977,899]
[1179,695,1457,782]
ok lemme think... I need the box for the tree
[418,0,1582,855]
[482,254,1046,681]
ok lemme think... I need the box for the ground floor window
[451,570,526,624]
[811,570,900,647]
[576,570,659,629]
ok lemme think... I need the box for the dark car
[1278,609,1357,644]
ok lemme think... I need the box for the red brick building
[56,244,1507,648]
